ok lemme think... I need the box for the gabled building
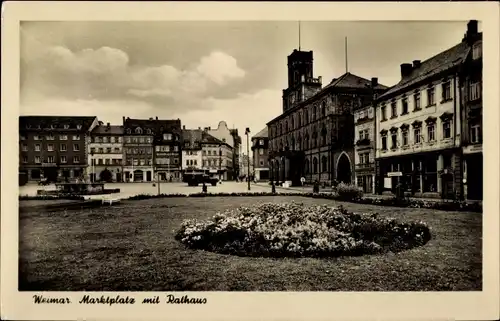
[88,122,124,182]
[205,121,238,180]
[251,126,269,181]
[181,127,204,176]
[122,117,155,182]
[374,20,480,200]
[152,119,182,182]
[267,48,387,186]
[200,130,233,180]
[19,116,98,182]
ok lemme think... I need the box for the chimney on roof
[107,122,110,127]
[182,125,186,130]
[412,60,421,69]
[400,63,413,78]
[156,116,158,120]
[464,20,479,44]
[371,77,378,88]
[122,116,125,123]
[198,127,201,130]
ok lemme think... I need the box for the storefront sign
[463,144,482,154]
[387,172,402,177]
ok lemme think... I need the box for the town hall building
[267,49,387,186]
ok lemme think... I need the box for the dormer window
[146,129,152,135]
[64,124,69,129]
[163,133,172,141]
[127,129,131,134]
[76,125,82,130]
[135,127,142,134]
[26,124,32,129]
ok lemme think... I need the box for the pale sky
[20,21,475,151]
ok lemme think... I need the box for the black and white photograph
[2,2,499,321]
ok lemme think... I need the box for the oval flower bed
[175,202,432,258]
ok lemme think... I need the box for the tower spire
[345,36,348,73]
[298,21,301,51]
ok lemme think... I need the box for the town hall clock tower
[282,49,323,112]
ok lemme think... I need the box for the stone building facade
[205,121,238,180]
[19,116,98,182]
[181,128,204,176]
[267,49,387,186]
[459,21,483,200]
[201,131,233,180]
[122,117,155,182]
[153,119,182,182]
[374,21,481,200]
[251,127,269,181]
[88,122,124,182]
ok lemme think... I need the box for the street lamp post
[245,127,251,191]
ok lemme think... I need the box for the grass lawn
[19,196,482,291]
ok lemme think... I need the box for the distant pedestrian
[271,181,276,194]
[313,180,320,193]
[202,182,207,193]
[300,176,305,186]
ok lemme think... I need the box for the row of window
[271,130,332,151]
[380,120,452,151]
[22,156,81,164]
[125,147,154,154]
[20,134,81,141]
[380,81,481,121]
[91,136,122,143]
[155,146,179,152]
[303,156,329,175]
[91,159,123,165]
[124,136,154,144]
[90,147,121,154]
[23,143,81,152]
[23,124,82,130]
[252,139,265,146]
[271,101,328,138]
[156,158,177,165]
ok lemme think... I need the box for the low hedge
[19,194,85,201]
[124,192,482,213]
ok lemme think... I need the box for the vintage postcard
[1,1,499,320]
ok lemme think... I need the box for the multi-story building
[19,116,98,182]
[459,20,483,200]
[205,121,237,180]
[267,48,387,186]
[122,117,154,182]
[239,153,254,178]
[88,122,124,182]
[153,119,182,182]
[181,128,204,175]
[374,21,479,199]
[201,131,233,180]
[230,128,242,180]
[354,95,378,193]
[251,127,269,181]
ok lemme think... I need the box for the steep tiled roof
[182,129,203,149]
[92,125,123,135]
[324,72,388,91]
[201,131,230,147]
[252,126,268,139]
[123,118,182,136]
[378,41,470,100]
[19,116,97,132]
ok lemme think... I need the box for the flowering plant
[175,202,431,258]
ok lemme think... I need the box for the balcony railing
[355,162,375,170]
[355,138,371,146]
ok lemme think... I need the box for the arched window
[291,116,295,130]
[304,133,309,149]
[147,129,152,134]
[304,159,310,174]
[312,130,317,148]
[285,121,288,132]
[298,112,302,127]
[321,101,326,117]
[321,125,327,146]
[313,157,318,174]
[127,129,131,134]
[304,109,309,124]
[298,134,302,150]
[313,105,317,120]
[135,127,142,134]
[281,122,284,134]
[321,156,328,172]
[279,142,283,151]
[291,136,296,150]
